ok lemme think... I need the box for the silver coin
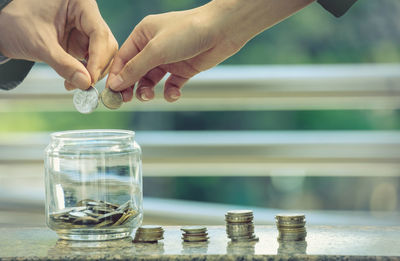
[97,211,124,222]
[181,226,207,233]
[73,216,100,225]
[226,210,253,216]
[69,211,87,218]
[138,225,163,231]
[116,201,132,212]
[101,87,123,110]
[275,213,305,221]
[73,86,99,114]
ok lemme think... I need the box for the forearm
[210,0,315,46]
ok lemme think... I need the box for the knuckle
[122,62,135,79]
[97,27,109,38]
[142,14,155,24]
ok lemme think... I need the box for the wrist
[210,0,314,46]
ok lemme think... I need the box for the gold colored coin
[101,87,123,110]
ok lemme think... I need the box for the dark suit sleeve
[317,0,358,17]
[0,0,35,90]
[0,59,35,90]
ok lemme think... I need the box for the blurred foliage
[1,110,400,132]
[144,176,400,211]
[97,0,400,64]
[0,112,131,132]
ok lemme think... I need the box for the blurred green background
[2,0,400,212]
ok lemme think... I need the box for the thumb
[108,39,165,92]
[44,45,91,90]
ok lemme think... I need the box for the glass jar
[44,129,142,241]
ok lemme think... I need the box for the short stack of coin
[275,214,307,241]
[225,210,258,242]
[133,225,164,243]
[181,226,209,242]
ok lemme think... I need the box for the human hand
[0,0,118,90]
[107,1,247,102]
[107,0,313,103]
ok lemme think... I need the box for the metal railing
[0,130,399,177]
[1,63,400,111]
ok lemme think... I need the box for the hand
[107,1,246,103]
[0,0,118,90]
[107,0,314,103]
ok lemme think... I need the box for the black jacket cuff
[0,59,35,90]
[318,0,358,17]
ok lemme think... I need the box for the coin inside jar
[101,87,123,110]
[73,86,99,114]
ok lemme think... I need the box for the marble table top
[0,226,399,260]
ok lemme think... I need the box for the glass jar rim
[51,129,135,141]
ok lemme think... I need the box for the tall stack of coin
[133,225,164,243]
[275,214,307,241]
[181,226,209,242]
[225,210,258,242]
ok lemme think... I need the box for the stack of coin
[225,210,258,242]
[49,199,138,229]
[133,225,164,243]
[275,213,307,241]
[181,226,209,242]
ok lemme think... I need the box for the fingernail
[168,89,180,100]
[140,93,149,101]
[109,74,124,90]
[71,71,89,89]
[140,87,152,101]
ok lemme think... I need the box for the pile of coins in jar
[49,199,138,229]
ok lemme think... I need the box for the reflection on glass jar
[44,129,142,241]
[48,238,135,258]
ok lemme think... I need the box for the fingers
[108,39,166,92]
[108,28,142,77]
[64,80,76,91]
[66,29,89,61]
[122,86,134,102]
[164,74,190,102]
[75,0,118,84]
[136,67,166,102]
[45,44,91,90]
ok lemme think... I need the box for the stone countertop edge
[1,255,400,261]
[1,226,400,261]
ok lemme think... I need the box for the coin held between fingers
[73,86,99,114]
[101,88,123,110]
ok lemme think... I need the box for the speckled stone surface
[0,226,400,260]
